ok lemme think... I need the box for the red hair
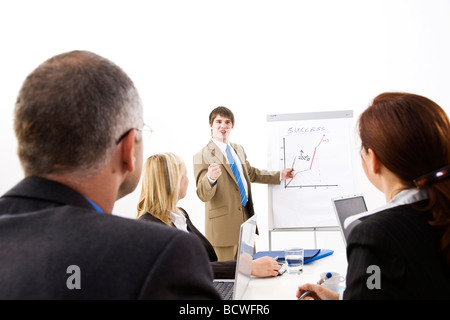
[359,92,450,266]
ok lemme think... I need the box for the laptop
[213,215,257,300]
[331,194,368,246]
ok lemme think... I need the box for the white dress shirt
[208,138,249,197]
[170,211,189,233]
[344,188,428,229]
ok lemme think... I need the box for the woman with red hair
[298,92,450,299]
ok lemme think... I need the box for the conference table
[242,249,348,300]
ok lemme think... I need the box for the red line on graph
[285,172,299,187]
[309,134,325,170]
[285,134,326,188]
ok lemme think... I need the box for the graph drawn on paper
[267,111,355,229]
[278,124,352,191]
[283,133,339,189]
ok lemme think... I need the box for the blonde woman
[137,152,280,279]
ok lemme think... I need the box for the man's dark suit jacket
[0,177,220,300]
[139,209,236,279]
[344,201,450,299]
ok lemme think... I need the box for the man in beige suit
[194,107,294,261]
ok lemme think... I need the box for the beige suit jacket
[193,140,280,247]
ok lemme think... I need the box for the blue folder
[253,249,333,264]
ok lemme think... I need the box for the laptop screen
[332,194,367,246]
[233,215,257,300]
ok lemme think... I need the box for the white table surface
[242,249,348,300]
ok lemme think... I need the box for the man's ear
[120,129,136,173]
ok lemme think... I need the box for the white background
[1,0,450,252]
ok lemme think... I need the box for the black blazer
[0,177,220,300]
[344,201,450,299]
[139,209,236,279]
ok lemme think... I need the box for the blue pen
[298,272,332,300]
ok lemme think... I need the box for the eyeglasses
[115,124,153,145]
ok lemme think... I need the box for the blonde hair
[137,152,187,225]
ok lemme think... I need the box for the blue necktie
[225,145,248,206]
